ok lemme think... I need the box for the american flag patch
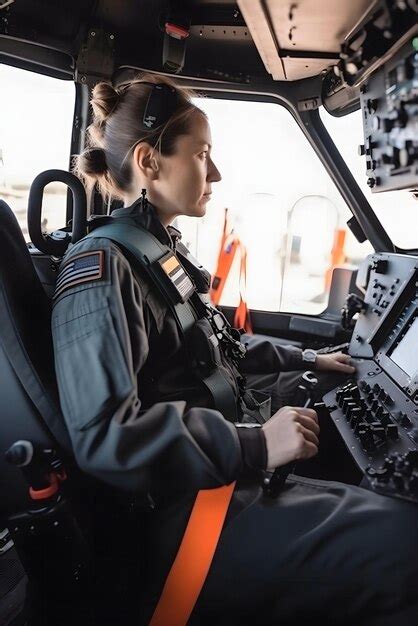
[159,253,194,302]
[53,251,105,300]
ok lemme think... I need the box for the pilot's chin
[193,203,207,217]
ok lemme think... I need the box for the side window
[320,107,418,250]
[0,65,75,240]
[176,98,372,315]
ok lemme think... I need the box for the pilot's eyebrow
[196,141,212,149]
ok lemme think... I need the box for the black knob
[366,465,389,482]
[365,409,374,423]
[383,457,395,473]
[380,411,391,426]
[355,421,369,435]
[393,108,407,129]
[405,451,418,467]
[350,410,363,428]
[348,385,360,398]
[382,118,394,133]
[371,399,379,413]
[384,394,394,406]
[394,454,405,472]
[375,406,384,418]
[392,472,405,491]
[342,397,355,412]
[336,389,344,402]
[382,152,394,165]
[370,424,386,440]
[359,428,375,451]
[371,259,388,274]
[408,475,418,494]
[5,440,34,466]
[386,424,399,440]
[347,405,360,419]
[398,412,411,427]
[374,466,391,482]
[344,402,357,417]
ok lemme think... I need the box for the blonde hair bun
[91,82,120,124]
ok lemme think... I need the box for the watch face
[303,350,316,362]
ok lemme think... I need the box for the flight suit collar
[112,198,182,250]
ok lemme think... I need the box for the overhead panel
[237,0,374,80]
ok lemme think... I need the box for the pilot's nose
[208,156,222,183]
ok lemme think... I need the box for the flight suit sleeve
[239,333,307,375]
[51,238,264,494]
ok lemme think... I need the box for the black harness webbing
[84,221,238,421]
[87,221,196,331]
[0,282,72,452]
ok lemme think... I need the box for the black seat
[0,199,71,519]
[0,194,145,625]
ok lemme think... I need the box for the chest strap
[84,221,238,421]
[149,481,236,626]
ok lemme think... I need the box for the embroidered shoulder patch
[53,250,105,300]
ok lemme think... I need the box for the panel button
[398,412,412,427]
[380,411,391,426]
[372,259,389,274]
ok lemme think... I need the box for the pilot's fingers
[295,414,320,437]
[293,407,319,423]
[298,424,319,447]
[301,440,319,460]
[333,355,356,374]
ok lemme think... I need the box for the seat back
[0,199,71,520]
[0,188,144,625]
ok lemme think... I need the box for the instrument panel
[324,252,418,502]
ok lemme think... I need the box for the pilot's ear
[133,143,160,180]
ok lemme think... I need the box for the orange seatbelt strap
[149,482,236,626]
[210,209,239,306]
[233,243,252,334]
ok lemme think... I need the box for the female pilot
[52,73,418,625]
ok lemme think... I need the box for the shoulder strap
[85,221,238,421]
[85,222,196,333]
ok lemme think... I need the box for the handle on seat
[28,169,87,256]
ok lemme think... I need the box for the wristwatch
[302,349,317,365]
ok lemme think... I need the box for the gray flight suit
[51,203,418,626]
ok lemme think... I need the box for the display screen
[390,316,418,378]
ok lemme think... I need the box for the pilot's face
[152,110,222,223]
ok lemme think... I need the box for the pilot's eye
[199,151,208,160]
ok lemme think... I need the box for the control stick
[263,371,318,498]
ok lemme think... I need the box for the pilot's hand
[315,352,355,374]
[262,406,319,470]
